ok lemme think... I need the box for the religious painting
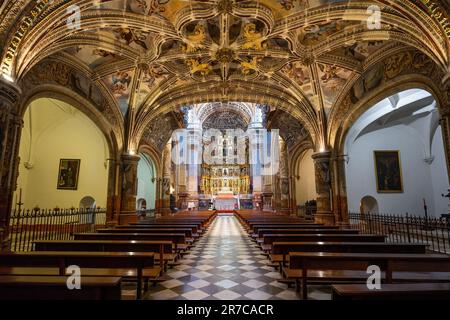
[57,159,81,190]
[374,151,403,193]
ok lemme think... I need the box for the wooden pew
[288,252,450,299]
[248,223,327,234]
[0,275,122,300]
[118,224,200,235]
[0,251,155,299]
[138,215,214,229]
[74,232,187,254]
[34,240,173,272]
[270,242,428,270]
[256,229,359,243]
[331,283,450,300]
[251,224,338,234]
[96,228,195,244]
[261,234,386,252]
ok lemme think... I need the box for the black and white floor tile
[139,215,331,300]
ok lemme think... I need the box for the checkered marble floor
[141,215,332,300]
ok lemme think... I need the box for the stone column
[106,158,120,226]
[279,139,290,214]
[312,151,335,225]
[154,177,162,212]
[118,154,140,225]
[186,128,202,210]
[0,79,22,251]
[332,156,349,225]
[161,142,172,215]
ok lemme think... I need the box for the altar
[214,188,238,210]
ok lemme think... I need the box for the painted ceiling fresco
[142,112,179,150]
[267,109,310,150]
[317,63,355,111]
[32,0,401,117]
[1,0,448,148]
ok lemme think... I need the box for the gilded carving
[384,52,413,80]
[241,23,267,50]
[241,57,260,75]
[182,24,206,53]
[186,59,211,76]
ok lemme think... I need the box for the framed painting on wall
[374,151,403,193]
[57,159,81,190]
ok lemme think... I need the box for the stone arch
[333,76,447,163]
[79,196,96,209]
[289,140,316,212]
[17,89,121,222]
[18,86,121,160]
[134,84,320,153]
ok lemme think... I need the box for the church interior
[0,0,450,302]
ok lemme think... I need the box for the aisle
[144,216,330,300]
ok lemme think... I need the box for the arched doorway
[79,196,96,209]
[137,198,147,210]
[13,97,110,210]
[294,149,316,216]
[360,196,379,215]
[136,153,157,210]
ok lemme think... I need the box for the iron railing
[3,208,107,252]
[349,212,450,254]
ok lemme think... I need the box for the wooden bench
[249,224,331,235]
[261,234,386,252]
[332,283,450,300]
[288,252,450,299]
[0,275,122,300]
[119,224,200,235]
[74,233,187,253]
[96,228,195,244]
[255,229,359,243]
[0,251,155,299]
[34,240,173,272]
[271,242,428,269]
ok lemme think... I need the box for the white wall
[137,154,156,209]
[345,124,448,217]
[295,149,316,205]
[430,128,449,216]
[13,98,110,209]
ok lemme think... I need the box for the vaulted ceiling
[0,0,449,153]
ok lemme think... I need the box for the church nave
[139,216,329,301]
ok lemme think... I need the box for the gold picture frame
[57,159,81,190]
[374,151,403,193]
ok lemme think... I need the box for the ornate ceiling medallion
[215,48,235,64]
[217,0,234,14]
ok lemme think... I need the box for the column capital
[311,151,332,162]
[121,153,141,163]
[0,78,21,107]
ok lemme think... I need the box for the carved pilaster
[312,151,335,225]
[118,154,140,225]
[332,156,349,225]
[161,143,172,215]
[106,158,119,226]
[0,78,22,251]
